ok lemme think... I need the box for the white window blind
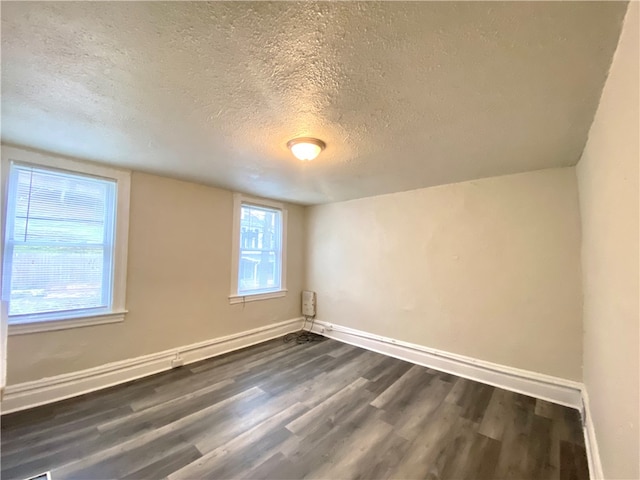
[238,203,282,295]
[2,163,117,320]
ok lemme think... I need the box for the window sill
[8,311,127,336]
[229,290,287,305]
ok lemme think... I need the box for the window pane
[12,167,108,243]
[4,164,117,318]
[9,245,107,315]
[238,204,281,294]
[239,250,278,292]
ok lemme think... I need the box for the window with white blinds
[2,161,126,325]
[230,194,287,303]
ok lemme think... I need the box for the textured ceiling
[1,1,628,205]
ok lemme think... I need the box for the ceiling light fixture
[287,137,326,161]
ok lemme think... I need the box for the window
[230,194,287,303]
[1,148,130,334]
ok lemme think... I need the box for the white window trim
[228,290,288,305]
[1,146,131,335]
[229,193,287,304]
[8,311,127,336]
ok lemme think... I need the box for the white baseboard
[309,319,583,409]
[311,320,606,479]
[1,317,304,414]
[1,315,601,480]
[581,389,604,480]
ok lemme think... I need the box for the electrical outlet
[171,356,184,368]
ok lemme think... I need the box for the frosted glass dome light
[287,137,326,161]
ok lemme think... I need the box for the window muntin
[238,203,283,295]
[3,163,118,321]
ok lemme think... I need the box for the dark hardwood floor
[1,336,589,480]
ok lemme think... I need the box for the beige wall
[577,2,639,478]
[6,171,305,384]
[306,168,583,380]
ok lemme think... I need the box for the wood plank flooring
[1,336,589,480]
